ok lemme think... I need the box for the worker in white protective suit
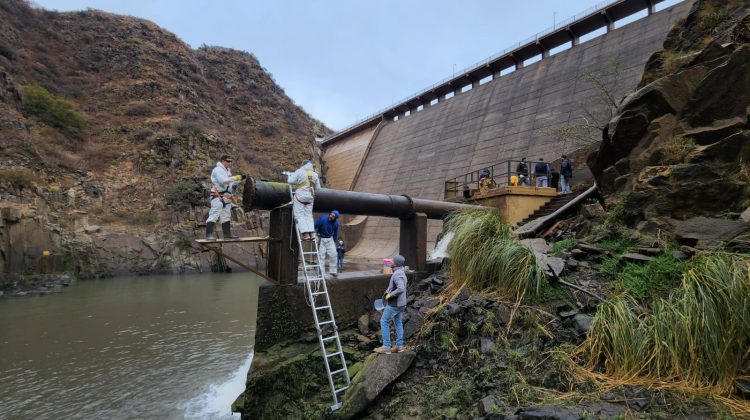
[205,154,245,240]
[286,160,321,240]
[315,210,340,278]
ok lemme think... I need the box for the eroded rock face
[590,4,750,240]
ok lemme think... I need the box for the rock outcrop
[589,0,750,248]
[335,351,416,419]
[0,0,325,281]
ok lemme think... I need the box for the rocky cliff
[589,0,750,249]
[0,0,328,283]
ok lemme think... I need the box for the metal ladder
[293,206,350,411]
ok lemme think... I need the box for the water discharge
[0,272,262,419]
[429,231,454,260]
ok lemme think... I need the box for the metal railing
[325,0,680,142]
[443,159,558,199]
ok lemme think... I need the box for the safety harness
[293,170,315,204]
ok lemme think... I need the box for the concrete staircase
[516,190,587,226]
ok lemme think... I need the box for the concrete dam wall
[322,0,693,259]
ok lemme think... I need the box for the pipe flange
[401,194,415,218]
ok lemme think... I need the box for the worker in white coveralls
[315,210,340,278]
[286,160,321,240]
[205,154,245,240]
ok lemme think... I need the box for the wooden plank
[194,236,272,244]
[198,242,278,284]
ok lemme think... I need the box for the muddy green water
[0,273,262,419]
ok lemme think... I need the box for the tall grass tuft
[581,252,750,394]
[444,210,545,301]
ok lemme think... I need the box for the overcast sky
[33,0,681,130]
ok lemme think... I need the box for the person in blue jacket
[314,210,340,278]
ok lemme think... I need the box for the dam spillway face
[322,0,693,258]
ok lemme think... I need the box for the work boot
[206,221,216,241]
[222,222,239,239]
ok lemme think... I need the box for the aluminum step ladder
[292,199,350,411]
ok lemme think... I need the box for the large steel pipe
[242,177,484,219]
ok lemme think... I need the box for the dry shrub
[133,128,154,141]
[0,167,35,191]
[78,142,113,172]
[123,100,153,117]
[660,136,696,164]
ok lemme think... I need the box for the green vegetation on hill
[21,84,86,137]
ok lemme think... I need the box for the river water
[0,272,262,419]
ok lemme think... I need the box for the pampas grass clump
[582,252,750,393]
[444,210,544,301]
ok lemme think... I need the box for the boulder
[573,314,593,335]
[565,258,578,271]
[402,310,424,340]
[539,256,565,278]
[636,247,663,255]
[336,352,416,419]
[574,243,608,255]
[670,217,750,249]
[517,405,582,420]
[741,206,750,223]
[520,238,550,254]
[357,314,369,335]
[479,395,500,416]
[619,253,654,264]
[479,337,496,355]
[671,250,689,260]
[581,204,605,219]
[84,225,101,234]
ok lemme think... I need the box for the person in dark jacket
[375,255,408,354]
[516,157,530,186]
[532,157,551,188]
[560,154,573,194]
[550,168,560,191]
[336,240,346,271]
[314,210,340,278]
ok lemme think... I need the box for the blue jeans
[560,175,570,193]
[380,305,405,348]
[337,256,344,269]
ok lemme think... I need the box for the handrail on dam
[444,160,519,199]
[322,0,682,145]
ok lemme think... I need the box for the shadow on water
[0,272,263,419]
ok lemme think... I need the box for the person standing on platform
[375,255,408,354]
[336,240,346,271]
[516,157,530,186]
[287,160,321,240]
[205,154,244,240]
[560,154,573,194]
[532,157,551,188]
[315,210,340,278]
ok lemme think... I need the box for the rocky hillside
[589,0,750,249]
[0,0,328,283]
